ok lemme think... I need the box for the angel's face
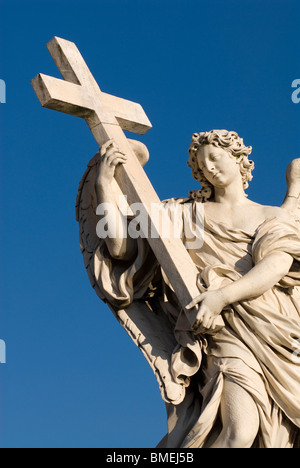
[196,144,241,188]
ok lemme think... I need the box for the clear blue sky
[0,0,299,448]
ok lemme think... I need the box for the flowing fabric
[94,198,300,448]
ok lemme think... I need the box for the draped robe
[94,198,300,448]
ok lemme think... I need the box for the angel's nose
[204,161,215,173]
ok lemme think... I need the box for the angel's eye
[210,153,221,162]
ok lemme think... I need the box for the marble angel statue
[76,129,300,448]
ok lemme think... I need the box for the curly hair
[187,130,255,202]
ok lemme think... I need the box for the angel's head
[188,130,255,201]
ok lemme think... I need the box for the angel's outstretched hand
[186,290,227,335]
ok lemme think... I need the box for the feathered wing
[75,143,186,405]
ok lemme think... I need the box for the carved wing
[281,159,300,222]
[75,142,186,405]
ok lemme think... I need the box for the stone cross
[31,37,216,328]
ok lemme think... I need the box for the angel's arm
[281,158,300,219]
[221,251,293,304]
[95,140,138,261]
[188,250,293,334]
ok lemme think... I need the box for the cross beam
[31,37,218,329]
[31,37,152,137]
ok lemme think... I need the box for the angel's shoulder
[262,204,294,222]
[263,205,290,219]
